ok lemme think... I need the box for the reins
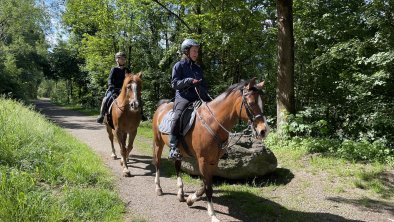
[194,87,257,150]
[114,99,127,112]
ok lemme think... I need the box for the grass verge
[0,97,125,221]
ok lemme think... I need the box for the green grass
[0,98,125,221]
[264,133,394,199]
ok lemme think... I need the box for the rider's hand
[192,79,202,85]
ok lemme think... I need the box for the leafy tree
[0,0,49,99]
[292,0,394,147]
[48,41,83,103]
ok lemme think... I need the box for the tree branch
[151,0,193,32]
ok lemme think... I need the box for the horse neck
[204,91,242,130]
[116,86,128,107]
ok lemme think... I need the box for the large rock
[181,135,277,179]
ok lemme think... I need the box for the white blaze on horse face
[128,82,139,111]
[255,94,269,138]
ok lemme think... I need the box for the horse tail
[156,99,170,107]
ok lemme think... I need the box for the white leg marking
[208,201,220,221]
[191,193,198,202]
[177,176,184,196]
[155,171,160,187]
[177,177,183,188]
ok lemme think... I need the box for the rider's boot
[96,98,107,124]
[168,134,182,160]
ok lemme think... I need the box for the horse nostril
[130,101,139,110]
[258,129,266,138]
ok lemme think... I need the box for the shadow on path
[211,190,363,222]
[33,99,102,131]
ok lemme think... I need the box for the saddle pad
[105,101,116,129]
[159,109,196,136]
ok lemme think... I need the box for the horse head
[239,78,268,139]
[123,72,142,112]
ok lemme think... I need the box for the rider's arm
[107,68,116,90]
[171,62,193,90]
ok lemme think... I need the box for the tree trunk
[276,0,295,131]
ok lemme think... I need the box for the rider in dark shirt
[97,52,146,123]
[169,39,211,160]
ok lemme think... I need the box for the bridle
[195,86,265,149]
[115,80,140,112]
[240,87,264,123]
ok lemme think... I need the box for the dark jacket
[171,59,210,101]
[108,67,125,92]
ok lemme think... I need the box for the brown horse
[105,72,142,177]
[152,78,268,222]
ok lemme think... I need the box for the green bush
[265,131,393,166]
[337,139,391,163]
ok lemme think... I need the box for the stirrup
[169,149,182,161]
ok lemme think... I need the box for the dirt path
[34,99,393,222]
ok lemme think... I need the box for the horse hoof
[186,195,194,206]
[177,194,186,202]
[156,188,163,196]
[111,154,117,160]
[211,216,220,222]
[123,170,131,177]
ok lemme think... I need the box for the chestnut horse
[152,78,268,222]
[105,72,142,177]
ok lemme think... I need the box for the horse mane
[220,79,250,98]
[121,74,132,88]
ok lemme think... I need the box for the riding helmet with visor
[181,39,199,55]
[115,51,126,59]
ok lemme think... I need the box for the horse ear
[125,73,132,78]
[136,72,142,79]
[256,81,265,90]
[246,77,257,89]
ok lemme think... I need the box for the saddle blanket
[158,109,196,136]
[105,101,116,129]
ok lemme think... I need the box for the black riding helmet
[115,51,126,59]
[181,39,199,55]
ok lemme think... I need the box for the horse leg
[186,182,205,206]
[117,131,131,177]
[196,158,220,222]
[153,137,164,196]
[126,129,137,160]
[175,160,186,202]
[107,127,116,159]
[204,175,220,222]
